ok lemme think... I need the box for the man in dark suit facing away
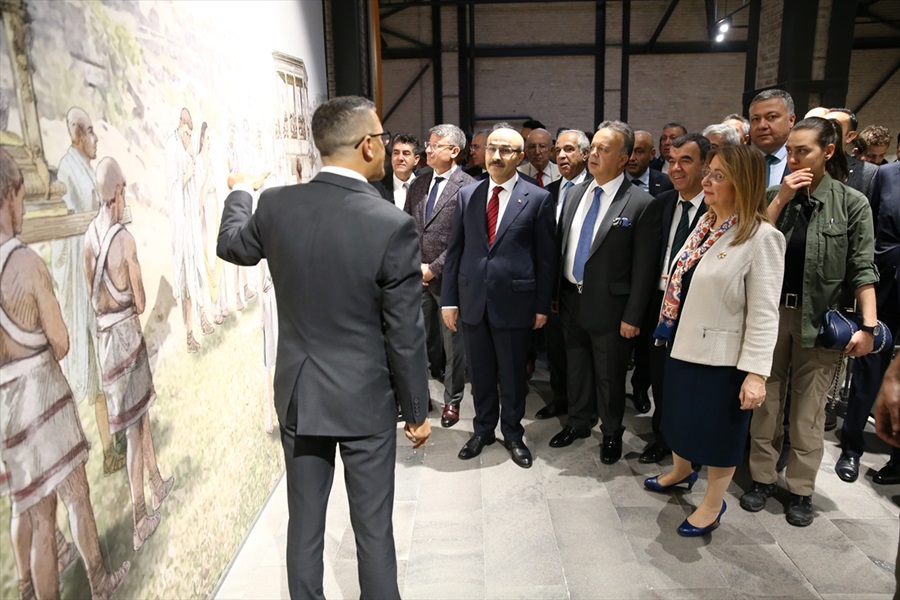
[217,96,431,600]
[405,123,476,428]
[442,125,558,468]
[550,120,661,463]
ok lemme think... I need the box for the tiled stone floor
[214,364,899,599]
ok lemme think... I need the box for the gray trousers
[422,288,465,405]
[281,423,400,600]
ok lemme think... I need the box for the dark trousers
[560,285,633,438]
[841,288,900,458]
[462,311,531,442]
[422,289,465,405]
[281,399,400,600]
[545,309,568,411]
[646,289,668,447]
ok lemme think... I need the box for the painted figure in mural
[261,260,277,433]
[84,157,176,552]
[0,148,130,600]
[226,120,257,311]
[51,106,127,475]
[195,121,228,324]
[166,107,215,353]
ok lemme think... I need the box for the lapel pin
[517,198,522,204]
[717,251,727,259]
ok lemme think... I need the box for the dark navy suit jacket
[442,176,557,329]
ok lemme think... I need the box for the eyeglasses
[701,168,727,182]
[425,142,456,152]
[485,145,521,158]
[354,131,392,149]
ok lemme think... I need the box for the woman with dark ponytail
[740,116,878,528]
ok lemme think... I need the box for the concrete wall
[379,0,898,160]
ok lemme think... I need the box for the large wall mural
[0,0,326,597]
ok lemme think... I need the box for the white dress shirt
[557,169,588,223]
[564,172,626,284]
[659,190,705,291]
[392,172,415,210]
[518,161,560,186]
[764,144,788,186]
[661,160,670,175]
[321,165,368,183]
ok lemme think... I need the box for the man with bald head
[85,157,175,553]
[166,107,214,353]
[219,96,430,598]
[443,125,557,468]
[627,130,673,199]
[51,107,127,475]
[519,128,560,187]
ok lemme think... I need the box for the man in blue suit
[442,125,558,468]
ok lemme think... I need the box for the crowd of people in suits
[374,88,900,536]
[212,94,900,598]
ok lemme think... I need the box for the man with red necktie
[442,125,557,469]
[519,128,560,188]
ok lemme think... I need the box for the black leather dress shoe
[638,443,671,464]
[535,404,566,420]
[873,460,900,485]
[458,434,496,460]
[549,426,590,448]
[503,439,533,468]
[600,436,623,464]
[835,453,859,483]
[630,390,651,414]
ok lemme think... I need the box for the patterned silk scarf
[653,211,738,342]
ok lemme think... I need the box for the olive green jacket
[767,173,878,348]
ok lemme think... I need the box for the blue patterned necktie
[573,187,602,282]
[765,154,778,186]
[425,176,444,222]
[558,180,574,221]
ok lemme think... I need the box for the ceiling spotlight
[715,33,725,42]
[718,20,730,33]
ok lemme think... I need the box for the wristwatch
[860,323,877,335]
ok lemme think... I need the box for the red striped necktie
[487,186,501,245]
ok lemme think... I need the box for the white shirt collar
[678,189,705,207]
[321,165,369,183]
[433,164,457,180]
[588,172,626,199]
[489,173,518,195]
[393,172,414,191]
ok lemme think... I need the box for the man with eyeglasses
[442,125,557,468]
[405,124,476,428]
[219,96,431,599]
[519,128,560,188]
[551,120,661,463]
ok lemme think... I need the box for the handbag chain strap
[826,355,846,406]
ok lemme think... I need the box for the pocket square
[612,217,632,228]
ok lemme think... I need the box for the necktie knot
[563,181,574,190]
[765,154,778,166]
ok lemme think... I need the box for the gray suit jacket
[217,173,430,435]
[405,167,476,296]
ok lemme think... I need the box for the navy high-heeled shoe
[677,501,727,537]
[643,470,699,492]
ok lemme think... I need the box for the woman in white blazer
[644,144,786,537]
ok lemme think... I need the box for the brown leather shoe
[441,404,460,428]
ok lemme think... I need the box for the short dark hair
[661,122,687,136]
[522,119,545,130]
[828,107,858,132]
[597,120,635,157]
[391,133,420,154]
[311,96,376,157]
[0,148,24,207]
[673,133,712,162]
[750,89,795,118]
